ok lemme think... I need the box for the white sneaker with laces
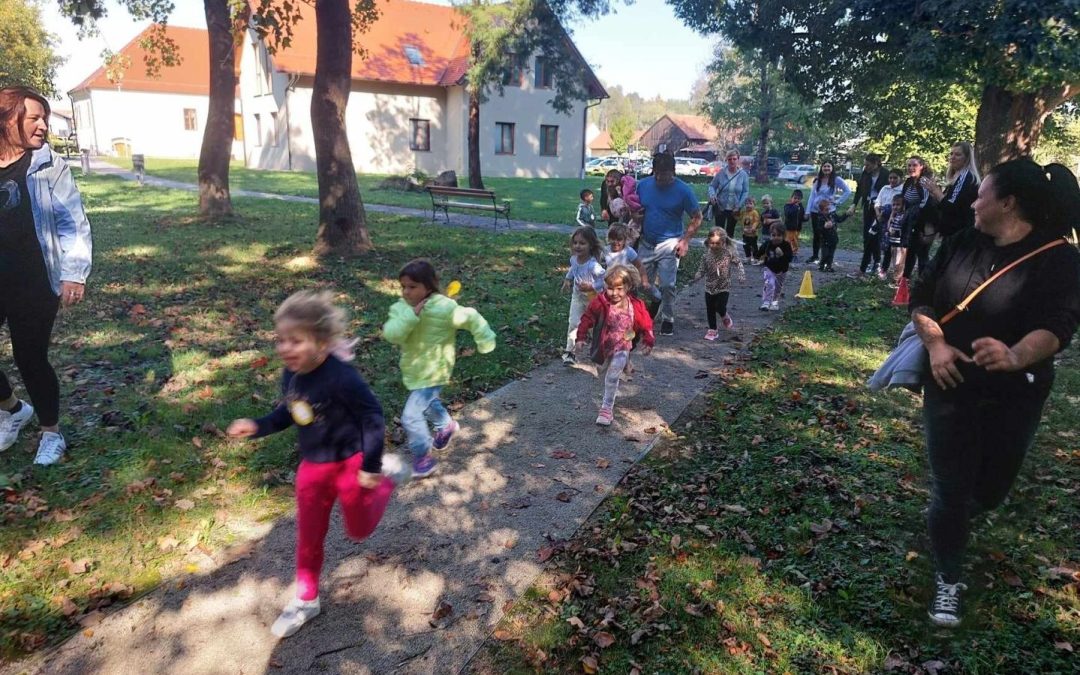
[33,431,66,465]
[271,596,321,638]
[0,401,35,451]
[769,301,780,311]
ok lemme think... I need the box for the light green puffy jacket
[382,294,497,391]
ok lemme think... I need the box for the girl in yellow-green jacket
[382,260,496,478]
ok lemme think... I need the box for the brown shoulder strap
[939,237,1068,325]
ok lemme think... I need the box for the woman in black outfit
[923,142,980,237]
[0,86,92,466]
[909,158,1080,628]
[900,156,938,280]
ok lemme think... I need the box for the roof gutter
[581,97,603,179]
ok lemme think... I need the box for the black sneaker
[659,320,674,336]
[928,573,967,628]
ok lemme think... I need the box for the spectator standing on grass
[576,189,596,228]
[850,153,890,276]
[708,148,750,239]
[599,169,622,225]
[922,142,980,237]
[805,161,852,265]
[900,156,939,280]
[0,86,92,466]
[636,153,704,336]
[909,159,1080,629]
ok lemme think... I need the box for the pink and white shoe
[721,314,734,330]
[595,407,613,426]
[704,329,719,341]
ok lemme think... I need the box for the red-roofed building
[68,25,242,159]
[240,0,606,177]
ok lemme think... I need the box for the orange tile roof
[69,25,212,95]
[269,0,604,96]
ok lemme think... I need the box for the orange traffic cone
[795,271,816,299]
[892,277,910,307]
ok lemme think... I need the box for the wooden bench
[427,186,511,230]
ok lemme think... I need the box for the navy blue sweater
[254,356,385,472]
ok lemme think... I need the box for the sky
[41,0,716,105]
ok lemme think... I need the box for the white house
[238,0,606,178]
[68,25,242,160]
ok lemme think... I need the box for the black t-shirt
[910,227,1080,393]
[0,151,47,285]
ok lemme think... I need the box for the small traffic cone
[795,270,816,299]
[891,276,910,307]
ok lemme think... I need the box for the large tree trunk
[197,0,238,218]
[467,87,484,189]
[974,82,1078,176]
[312,0,371,256]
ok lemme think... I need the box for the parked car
[777,163,817,183]
[586,157,623,176]
[700,161,723,177]
[674,157,707,176]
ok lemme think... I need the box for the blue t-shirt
[636,177,700,244]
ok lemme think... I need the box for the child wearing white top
[561,226,606,364]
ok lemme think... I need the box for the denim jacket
[26,145,93,295]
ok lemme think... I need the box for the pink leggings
[295,452,394,600]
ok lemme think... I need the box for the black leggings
[923,381,1048,582]
[810,213,826,259]
[715,209,737,239]
[860,207,881,272]
[704,291,730,329]
[0,288,60,427]
[742,236,758,260]
[903,237,931,279]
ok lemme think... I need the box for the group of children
[227,260,494,638]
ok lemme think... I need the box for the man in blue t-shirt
[636,153,703,335]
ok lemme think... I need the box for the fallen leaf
[551,450,576,459]
[556,491,572,503]
[432,601,453,620]
[493,629,515,641]
[670,534,682,550]
[475,592,495,603]
[268,657,283,669]
[593,631,615,648]
[643,426,658,434]
[78,611,104,628]
[537,546,555,562]
[174,499,195,511]
[722,504,748,514]
[757,632,772,648]
[751,435,765,445]
[60,558,92,575]
[250,356,270,369]
[596,458,611,469]
[1003,573,1024,588]
[59,597,79,617]
[1054,641,1073,652]
[567,616,586,631]
[809,519,832,535]
[905,551,919,562]
[157,535,180,552]
[684,603,704,617]
[581,655,598,674]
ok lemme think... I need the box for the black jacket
[935,171,978,236]
[853,166,889,211]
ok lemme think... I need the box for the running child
[739,196,762,264]
[884,193,908,281]
[574,265,655,426]
[561,226,606,365]
[604,223,649,293]
[694,227,745,340]
[756,223,793,311]
[816,198,847,272]
[576,189,596,228]
[227,290,405,638]
[783,189,807,261]
[383,260,496,477]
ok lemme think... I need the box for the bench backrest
[428,186,497,199]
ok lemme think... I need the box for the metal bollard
[132,154,145,186]
[80,149,91,175]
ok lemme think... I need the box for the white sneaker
[33,431,66,465]
[0,401,35,451]
[769,301,780,311]
[271,596,321,638]
[380,453,412,486]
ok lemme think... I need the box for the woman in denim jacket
[0,87,92,465]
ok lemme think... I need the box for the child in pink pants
[228,290,407,638]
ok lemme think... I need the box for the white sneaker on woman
[271,596,321,638]
[33,431,66,465]
[0,401,34,451]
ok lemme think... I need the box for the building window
[495,122,515,155]
[410,118,430,151]
[183,108,197,131]
[501,54,525,87]
[269,111,279,145]
[534,56,553,89]
[253,113,262,146]
[253,44,272,95]
[540,125,558,156]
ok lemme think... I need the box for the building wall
[70,89,241,159]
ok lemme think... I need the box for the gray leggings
[601,351,630,410]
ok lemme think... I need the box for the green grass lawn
[473,280,1080,674]
[107,158,852,246]
[0,175,577,659]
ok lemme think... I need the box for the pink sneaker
[432,419,459,450]
[721,314,734,329]
[704,329,719,341]
[595,407,613,426]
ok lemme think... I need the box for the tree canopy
[0,0,64,97]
